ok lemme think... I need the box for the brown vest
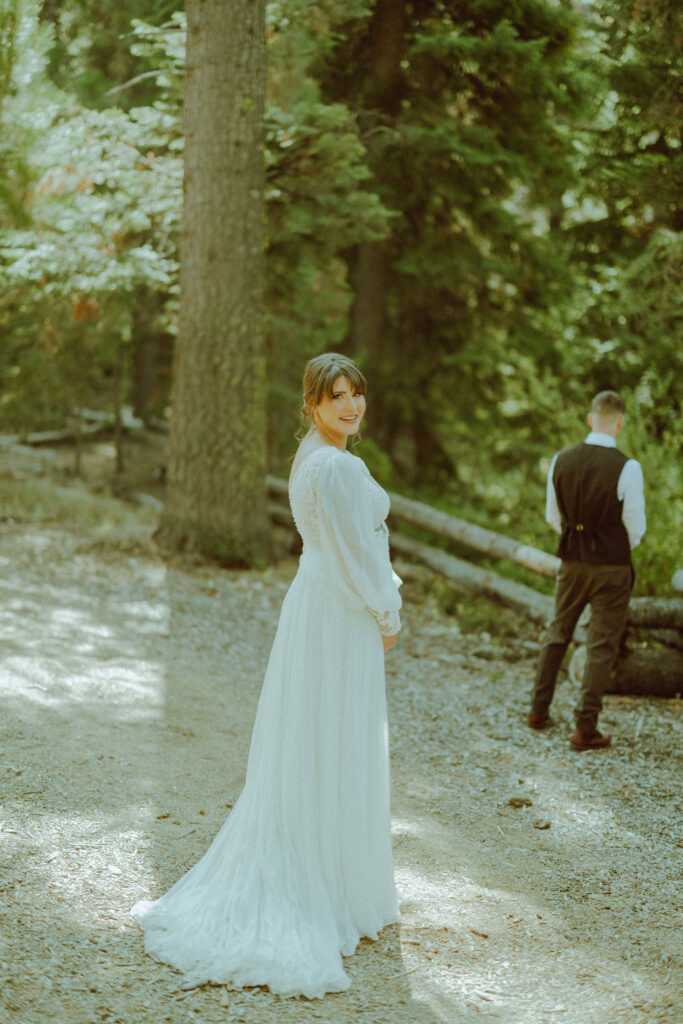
[553,443,631,565]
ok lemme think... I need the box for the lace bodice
[289,446,401,636]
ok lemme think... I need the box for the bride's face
[313,376,366,442]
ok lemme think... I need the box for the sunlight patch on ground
[49,606,112,629]
[542,786,618,833]
[0,572,169,719]
[393,861,665,1022]
[391,817,423,839]
[514,766,647,855]
[17,810,158,928]
[119,600,171,633]
[0,655,166,713]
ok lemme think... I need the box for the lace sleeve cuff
[372,608,401,636]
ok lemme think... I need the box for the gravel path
[1,523,681,1024]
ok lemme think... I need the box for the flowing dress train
[132,444,402,998]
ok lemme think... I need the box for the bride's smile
[311,376,366,448]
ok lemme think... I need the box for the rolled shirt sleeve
[545,453,562,535]
[618,459,646,549]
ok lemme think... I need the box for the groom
[528,391,646,750]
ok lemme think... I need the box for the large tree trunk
[156,0,271,565]
[131,330,169,420]
[348,240,391,363]
[346,0,404,447]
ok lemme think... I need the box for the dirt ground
[1,446,682,1024]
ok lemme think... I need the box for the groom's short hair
[591,390,625,417]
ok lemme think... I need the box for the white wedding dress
[132,442,402,998]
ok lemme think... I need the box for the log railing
[384,492,560,577]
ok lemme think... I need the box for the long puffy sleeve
[315,453,401,636]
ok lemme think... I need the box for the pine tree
[38,0,183,107]
[316,0,591,482]
[568,0,682,431]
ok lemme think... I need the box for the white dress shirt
[546,432,646,549]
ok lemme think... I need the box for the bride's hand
[382,633,398,652]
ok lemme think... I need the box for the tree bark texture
[348,240,392,362]
[347,0,404,446]
[157,0,271,564]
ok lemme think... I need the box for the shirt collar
[585,431,617,448]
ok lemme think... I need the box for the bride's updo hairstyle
[299,352,367,435]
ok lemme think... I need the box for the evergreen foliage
[265,0,392,452]
[0,0,679,588]
[39,0,183,107]
[566,0,682,420]
[313,1,598,483]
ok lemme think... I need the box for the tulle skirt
[132,560,399,999]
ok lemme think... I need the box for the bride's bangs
[319,362,366,401]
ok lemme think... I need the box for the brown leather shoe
[527,713,550,730]
[570,729,611,750]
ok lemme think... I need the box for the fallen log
[627,598,683,631]
[0,407,144,449]
[648,629,683,651]
[0,423,103,447]
[265,491,554,624]
[267,475,289,499]
[391,533,683,631]
[570,644,683,698]
[268,501,294,529]
[73,406,144,432]
[265,497,683,695]
[610,648,683,697]
[386,492,561,578]
[388,532,555,626]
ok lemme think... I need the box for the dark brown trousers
[531,561,632,735]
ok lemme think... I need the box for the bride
[132,352,402,999]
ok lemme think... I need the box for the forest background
[0,0,680,593]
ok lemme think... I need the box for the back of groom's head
[589,390,625,437]
[591,390,625,417]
